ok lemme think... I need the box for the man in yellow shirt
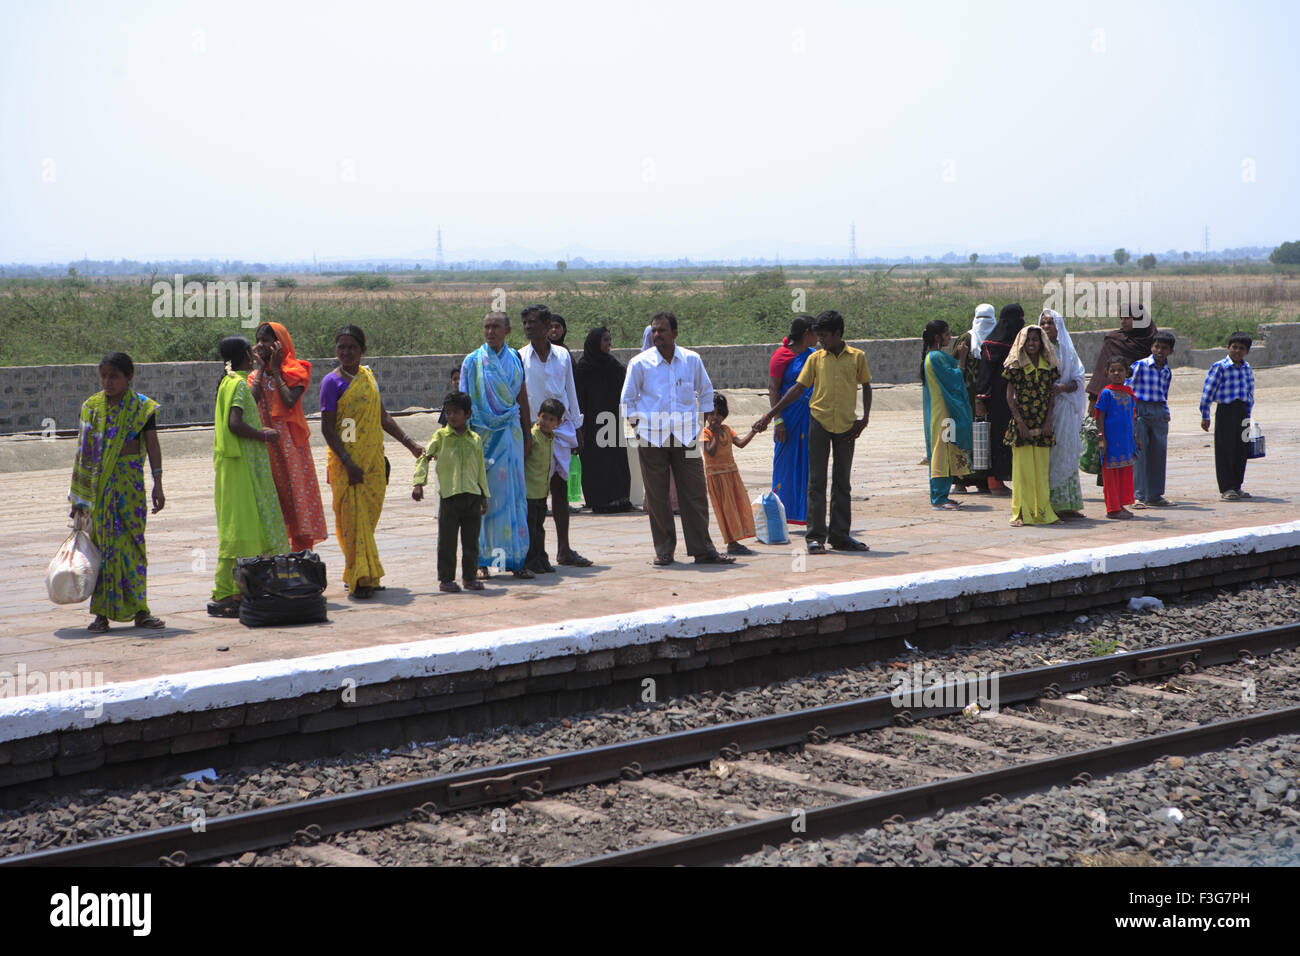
[756,311,872,553]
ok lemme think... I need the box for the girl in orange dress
[701,393,759,555]
[249,322,328,552]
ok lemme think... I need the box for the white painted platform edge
[3,520,1298,742]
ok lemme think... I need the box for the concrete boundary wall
[14,319,1282,434]
[1,521,1297,791]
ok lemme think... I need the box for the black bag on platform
[235,551,328,628]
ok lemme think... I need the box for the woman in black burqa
[974,303,1026,496]
[574,327,634,512]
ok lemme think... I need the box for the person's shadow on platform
[54,626,198,640]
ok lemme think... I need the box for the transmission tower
[436,227,445,269]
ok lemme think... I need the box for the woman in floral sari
[1002,325,1060,526]
[921,320,973,510]
[249,322,328,551]
[460,312,533,577]
[68,352,165,632]
[767,316,817,524]
[210,337,290,617]
[319,324,423,599]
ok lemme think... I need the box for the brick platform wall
[4,320,1246,434]
[2,546,1296,798]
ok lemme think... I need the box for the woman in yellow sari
[319,325,423,599]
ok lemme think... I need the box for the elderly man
[519,303,591,568]
[620,312,734,566]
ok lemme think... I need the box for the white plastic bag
[752,491,789,544]
[46,512,101,605]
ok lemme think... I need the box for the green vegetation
[1271,240,1300,265]
[1089,636,1120,657]
[1,265,1294,366]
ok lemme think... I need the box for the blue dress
[772,347,814,524]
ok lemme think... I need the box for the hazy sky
[3,0,1297,263]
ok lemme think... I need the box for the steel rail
[572,704,1300,867]
[2,623,1294,867]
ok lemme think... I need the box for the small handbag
[971,420,990,471]
[1245,422,1266,460]
[1079,417,1101,475]
[46,511,102,604]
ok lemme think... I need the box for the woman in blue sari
[921,320,974,510]
[767,316,817,524]
[460,312,534,578]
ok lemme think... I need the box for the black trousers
[637,438,714,559]
[525,497,547,566]
[1214,401,1250,494]
[807,419,856,545]
[438,493,482,583]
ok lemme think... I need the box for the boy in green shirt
[413,391,489,592]
[524,398,564,574]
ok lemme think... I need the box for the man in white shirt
[621,312,734,566]
[520,304,591,568]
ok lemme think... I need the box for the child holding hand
[1095,358,1139,519]
[413,391,488,592]
[702,393,759,555]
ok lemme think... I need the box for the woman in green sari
[210,337,290,617]
[920,321,974,510]
[68,352,166,632]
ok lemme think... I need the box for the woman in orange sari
[319,324,423,598]
[249,322,327,552]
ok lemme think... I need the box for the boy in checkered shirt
[1126,330,1176,507]
[1199,332,1256,501]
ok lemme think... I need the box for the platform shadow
[352,586,416,607]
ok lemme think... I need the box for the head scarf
[970,303,997,355]
[248,322,312,445]
[1087,310,1160,397]
[579,326,619,370]
[1042,309,1087,490]
[641,325,654,350]
[1005,324,1059,372]
[549,315,567,346]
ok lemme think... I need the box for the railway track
[3,623,1297,867]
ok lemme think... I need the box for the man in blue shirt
[1126,331,1176,507]
[1200,332,1256,500]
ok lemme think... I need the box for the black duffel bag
[235,551,328,628]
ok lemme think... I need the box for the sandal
[513,568,536,579]
[1010,518,1025,527]
[933,502,961,511]
[652,555,674,566]
[462,579,485,591]
[806,541,827,555]
[207,597,241,618]
[134,613,166,629]
[694,552,736,565]
[557,550,593,567]
[726,543,755,555]
[87,616,110,633]
[477,567,491,580]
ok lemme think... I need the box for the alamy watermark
[890,663,1000,715]
[151,273,261,328]
[1,664,105,718]
[1042,273,1151,326]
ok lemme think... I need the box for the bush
[1020,256,1042,271]
[337,275,394,291]
[274,276,298,289]
[1139,254,1157,270]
